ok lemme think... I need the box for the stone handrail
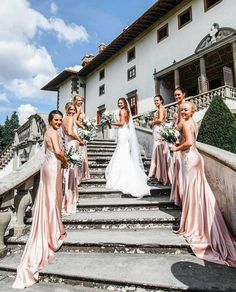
[0,113,48,171]
[133,85,236,127]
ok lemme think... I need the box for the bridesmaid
[62,102,84,214]
[171,102,236,267]
[148,95,169,185]
[73,94,90,181]
[13,110,67,289]
[169,86,186,206]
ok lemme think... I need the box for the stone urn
[0,210,11,250]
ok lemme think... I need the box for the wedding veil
[126,99,145,171]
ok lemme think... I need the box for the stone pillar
[174,69,180,88]
[155,78,161,95]
[232,42,236,86]
[0,211,11,250]
[200,56,209,92]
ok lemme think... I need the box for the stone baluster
[0,210,11,252]
[13,190,32,236]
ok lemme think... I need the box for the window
[127,66,136,81]
[99,84,105,96]
[178,7,192,29]
[157,24,168,43]
[127,94,138,116]
[204,0,222,11]
[97,104,106,124]
[99,69,105,80]
[127,47,135,62]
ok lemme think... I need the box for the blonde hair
[181,101,197,113]
[65,102,76,114]
[72,94,84,104]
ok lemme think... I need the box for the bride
[105,97,150,198]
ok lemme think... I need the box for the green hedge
[197,95,236,154]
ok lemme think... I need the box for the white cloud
[49,17,88,44]
[0,93,9,103]
[66,64,83,72]
[0,0,88,99]
[50,2,58,14]
[17,104,38,124]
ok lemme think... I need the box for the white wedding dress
[105,117,150,198]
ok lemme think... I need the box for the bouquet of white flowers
[78,118,97,142]
[159,124,180,144]
[66,146,83,167]
[143,111,154,123]
[101,111,114,128]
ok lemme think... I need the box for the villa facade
[42,0,236,122]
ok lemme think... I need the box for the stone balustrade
[133,85,236,128]
[0,114,48,251]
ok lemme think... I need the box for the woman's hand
[170,145,178,152]
[148,120,154,127]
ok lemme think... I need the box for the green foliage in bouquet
[197,95,236,154]
[101,111,114,128]
[66,146,83,167]
[78,118,97,142]
[160,124,179,144]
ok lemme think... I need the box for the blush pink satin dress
[62,134,79,214]
[13,131,66,289]
[76,111,90,183]
[149,112,170,185]
[169,113,183,206]
[178,132,236,267]
[79,144,90,181]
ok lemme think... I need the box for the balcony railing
[133,85,236,127]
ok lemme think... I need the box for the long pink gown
[149,112,170,185]
[76,111,90,182]
[13,131,66,289]
[169,112,183,206]
[62,134,79,214]
[178,131,236,267]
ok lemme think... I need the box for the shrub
[197,95,236,154]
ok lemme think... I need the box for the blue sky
[0,0,156,124]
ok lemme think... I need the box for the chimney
[81,54,94,67]
[99,43,106,53]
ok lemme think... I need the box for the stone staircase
[0,139,235,291]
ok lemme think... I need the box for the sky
[0,0,156,125]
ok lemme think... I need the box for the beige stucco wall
[197,142,236,235]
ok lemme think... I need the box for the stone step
[0,272,106,292]
[87,141,117,146]
[0,252,235,291]
[87,149,115,153]
[87,145,116,150]
[59,209,181,229]
[88,153,113,158]
[7,227,189,254]
[77,196,178,211]
[88,171,105,179]
[80,180,170,192]
[79,188,122,198]
[78,187,171,198]
[90,139,115,143]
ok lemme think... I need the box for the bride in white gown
[105,97,150,198]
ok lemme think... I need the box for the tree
[197,95,236,154]
[0,112,20,152]
[0,124,3,152]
